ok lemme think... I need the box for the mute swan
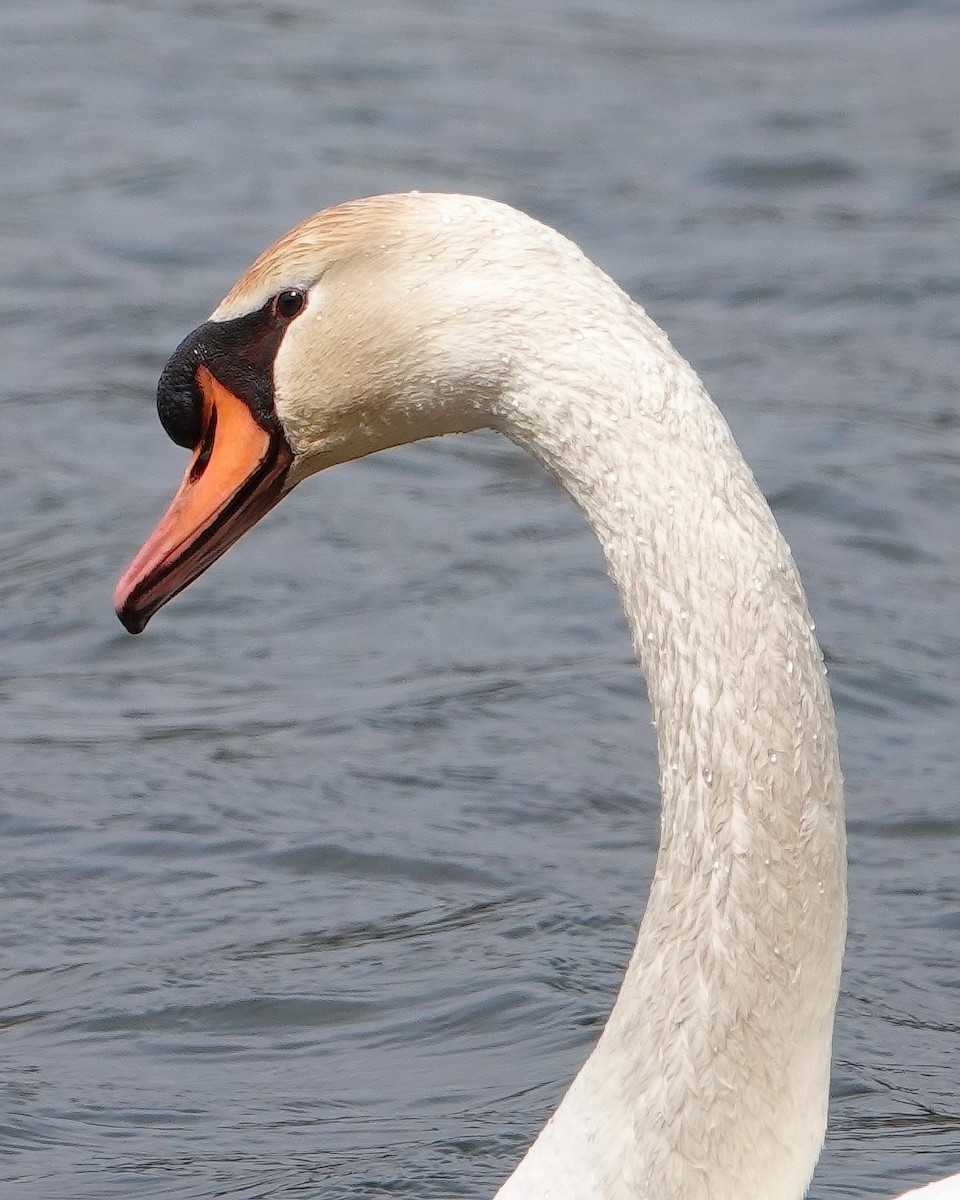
[114,193,959,1200]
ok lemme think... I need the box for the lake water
[1,1,958,1197]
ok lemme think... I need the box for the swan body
[114,192,959,1200]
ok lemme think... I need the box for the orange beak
[114,366,293,634]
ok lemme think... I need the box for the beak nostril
[188,409,218,482]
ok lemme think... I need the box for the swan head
[114,192,542,634]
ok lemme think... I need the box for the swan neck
[494,300,846,1200]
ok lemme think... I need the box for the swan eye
[274,289,306,320]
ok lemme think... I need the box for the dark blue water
[1,1,958,1197]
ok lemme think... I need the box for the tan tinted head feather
[211,192,422,321]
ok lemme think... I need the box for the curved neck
[493,295,846,1200]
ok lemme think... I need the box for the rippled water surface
[2,1,959,1197]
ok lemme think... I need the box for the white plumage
[117,192,960,1200]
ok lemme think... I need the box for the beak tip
[114,581,150,635]
[117,608,149,635]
